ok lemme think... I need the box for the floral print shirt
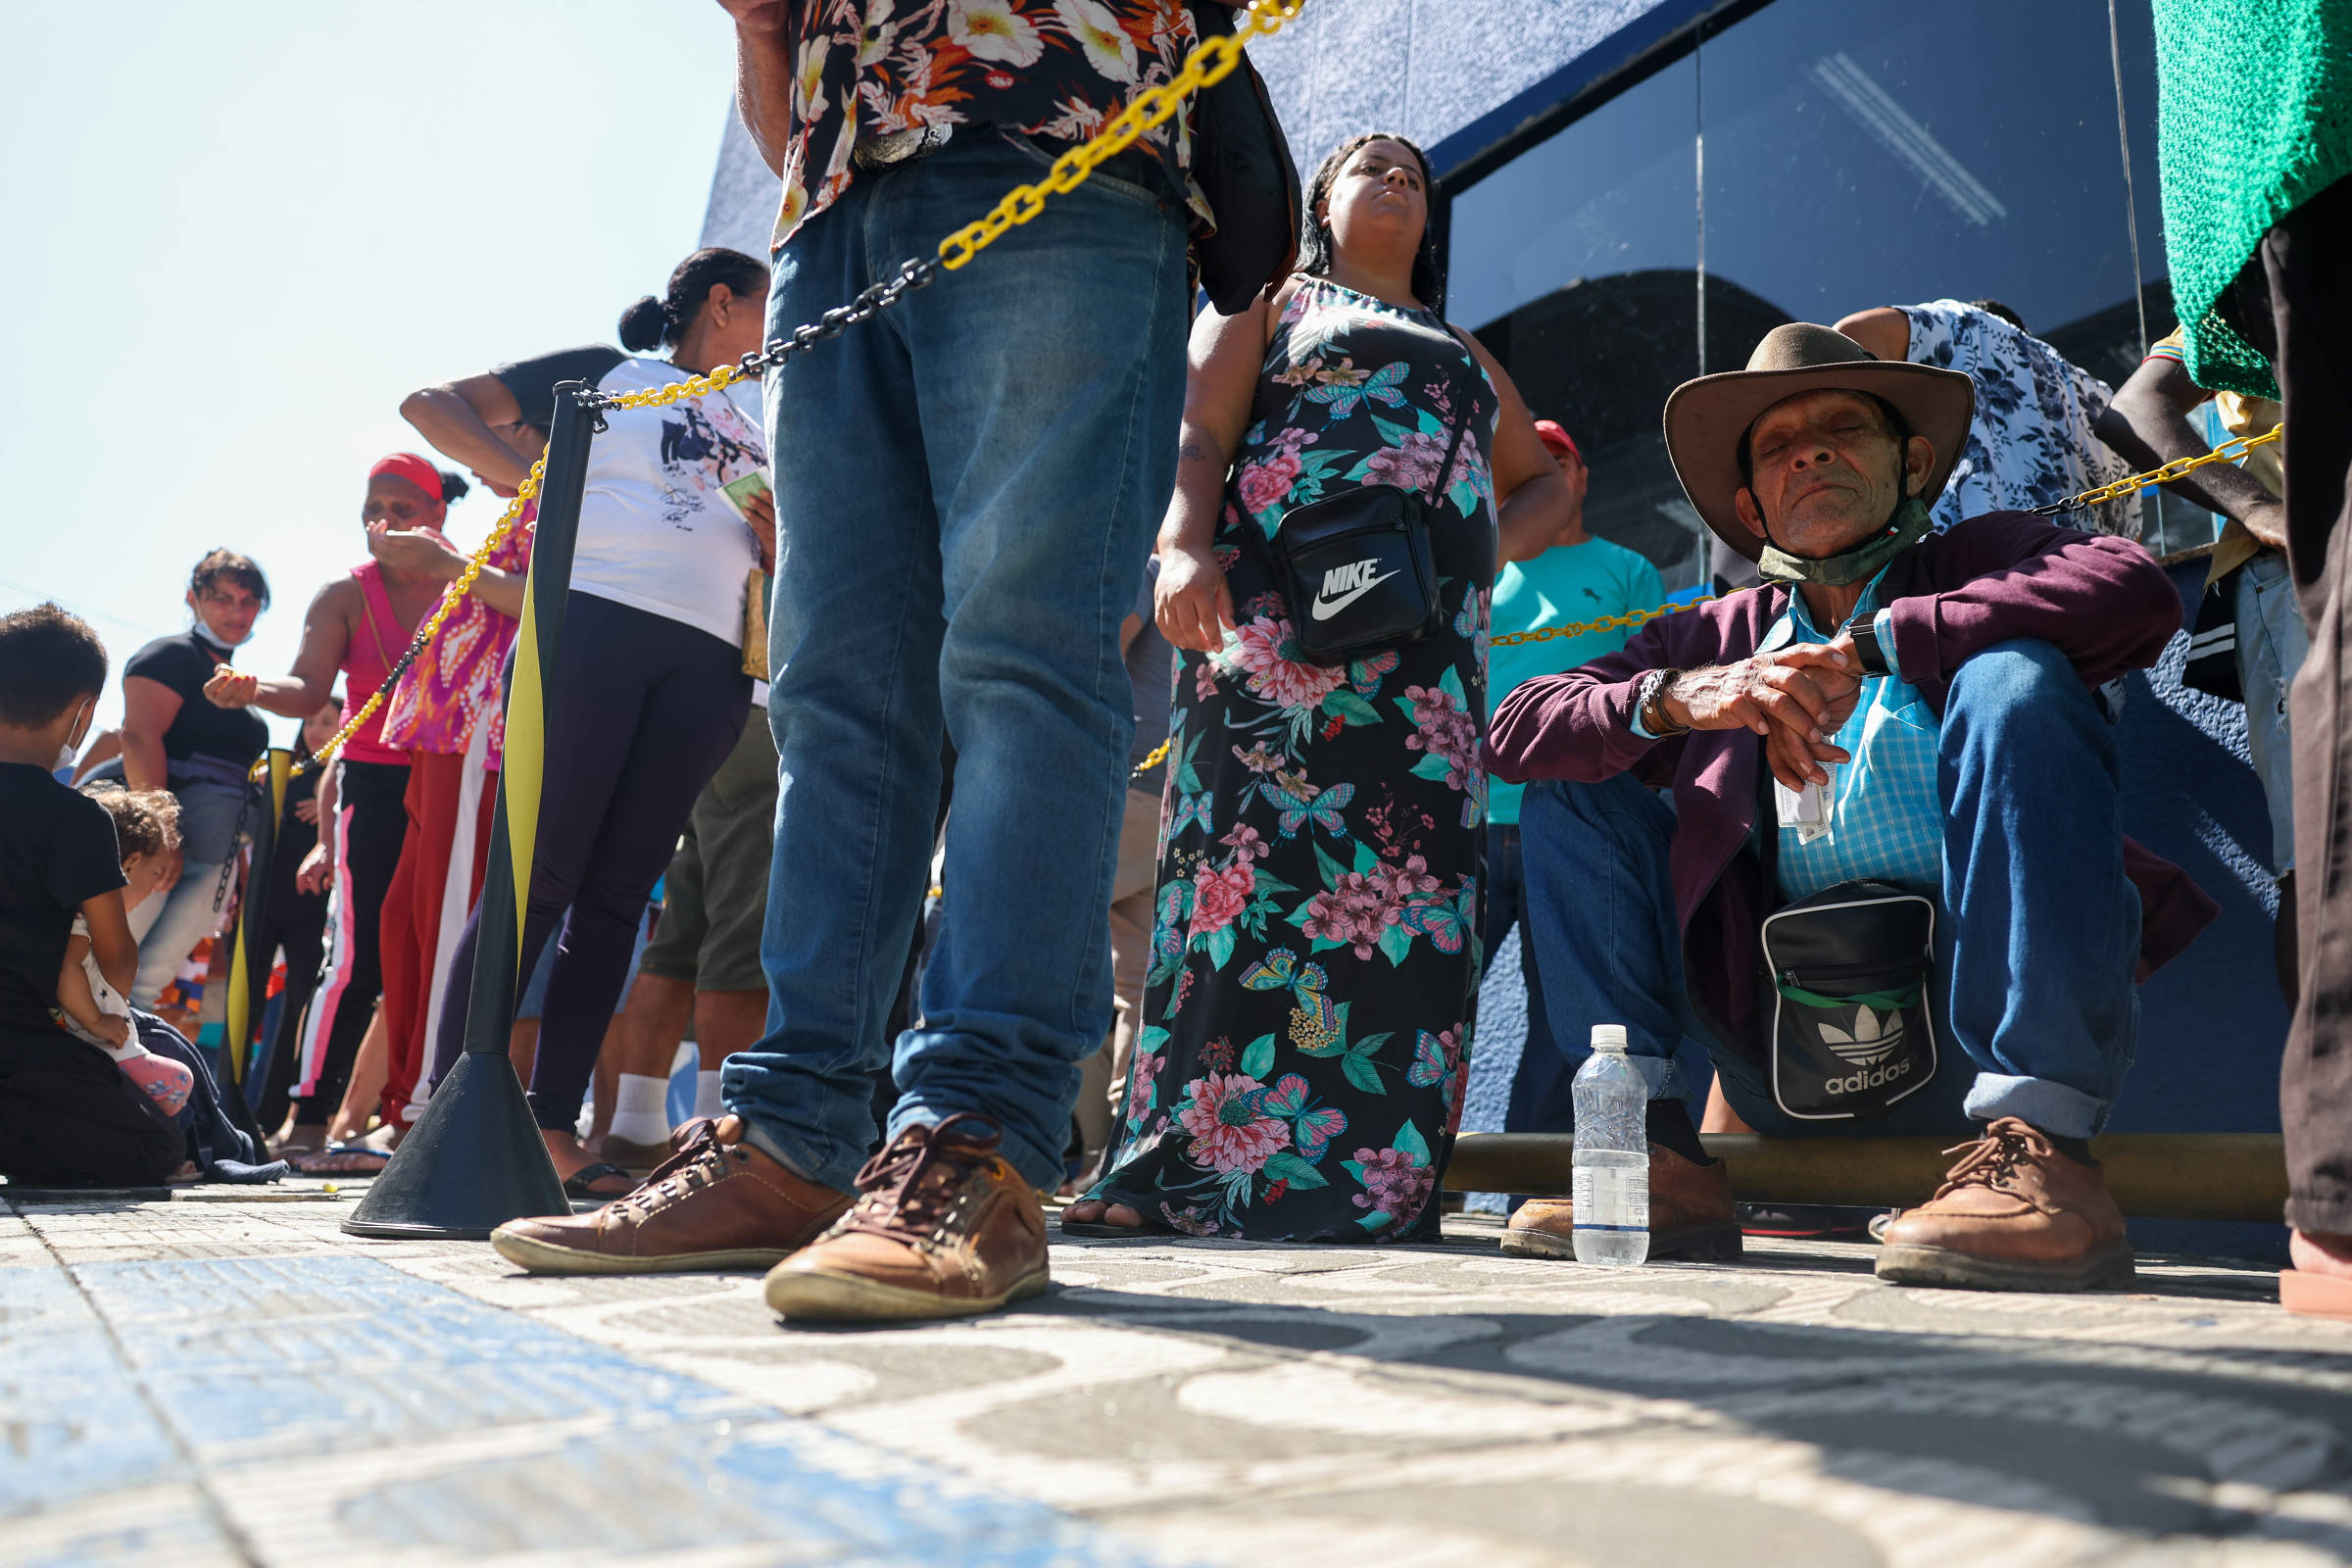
[1900,299,2142,539]
[769,0,1209,249]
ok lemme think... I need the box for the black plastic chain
[579,257,941,412]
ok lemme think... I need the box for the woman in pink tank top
[203,454,529,1167]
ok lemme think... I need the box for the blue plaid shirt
[1762,579,1944,901]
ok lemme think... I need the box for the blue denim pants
[724,132,1190,1194]
[1519,638,2141,1141]
[2235,550,2309,874]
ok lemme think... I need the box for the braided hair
[618,247,769,352]
[1297,131,1445,311]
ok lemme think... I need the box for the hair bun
[438,470,471,505]
[617,294,671,353]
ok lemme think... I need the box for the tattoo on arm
[1178,440,1212,465]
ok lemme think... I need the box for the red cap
[1533,419,1580,462]
[368,452,447,506]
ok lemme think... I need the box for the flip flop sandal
[563,1162,636,1200]
[286,1145,392,1176]
[2280,1268,2352,1321]
[1057,1207,1165,1239]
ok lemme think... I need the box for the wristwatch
[1844,613,1891,678]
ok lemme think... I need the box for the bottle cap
[1590,1024,1628,1052]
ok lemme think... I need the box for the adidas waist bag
[1758,879,1939,1120]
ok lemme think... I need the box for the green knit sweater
[2154,0,2352,398]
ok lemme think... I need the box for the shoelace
[838,1112,1004,1244]
[1930,1117,2049,1201]
[615,1118,739,1218]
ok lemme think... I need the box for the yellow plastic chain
[1495,423,2285,648]
[288,3,1304,778]
[2046,421,2281,514]
[1489,598,1718,649]
[937,0,1307,271]
[274,458,546,779]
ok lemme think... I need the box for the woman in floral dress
[1068,132,1569,1241]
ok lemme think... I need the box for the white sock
[695,1069,725,1121]
[608,1073,669,1147]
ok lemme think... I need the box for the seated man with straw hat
[1485,323,2216,1293]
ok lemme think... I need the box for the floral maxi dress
[1090,275,1498,1241]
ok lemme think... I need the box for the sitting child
[0,606,183,1188]
[57,786,194,1118]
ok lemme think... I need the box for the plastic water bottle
[1572,1024,1649,1265]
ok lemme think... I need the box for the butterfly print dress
[1089,275,1498,1241]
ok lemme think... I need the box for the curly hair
[1297,131,1446,311]
[82,785,181,862]
[190,548,270,611]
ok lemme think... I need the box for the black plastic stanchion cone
[345,382,600,1240]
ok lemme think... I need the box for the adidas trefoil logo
[1819,1005,1904,1067]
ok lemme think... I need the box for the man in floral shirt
[499,0,1226,1323]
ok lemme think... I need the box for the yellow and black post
[225,746,290,1092]
[344,382,601,1238]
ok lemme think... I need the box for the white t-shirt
[494,347,771,650]
[63,913,145,1062]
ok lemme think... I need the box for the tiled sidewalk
[6,1186,2351,1566]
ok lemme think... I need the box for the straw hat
[1663,323,1974,562]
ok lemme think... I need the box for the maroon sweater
[1483,511,2216,1056]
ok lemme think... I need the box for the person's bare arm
[81,891,137,1004]
[203,581,352,718]
[716,1,796,174]
[1832,307,1910,364]
[120,678,182,792]
[70,728,122,786]
[57,932,128,1047]
[401,372,534,493]
[1457,329,1571,564]
[365,523,527,618]
[298,762,339,894]
[2093,356,2285,550]
[1155,289,1283,652]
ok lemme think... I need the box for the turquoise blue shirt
[1487,535,1664,825]
[1763,579,1944,901]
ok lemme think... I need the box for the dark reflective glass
[1448,57,1708,589]
[1446,0,2211,573]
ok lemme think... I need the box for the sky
[0,3,752,741]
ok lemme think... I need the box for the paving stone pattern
[5,1185,2352,1565]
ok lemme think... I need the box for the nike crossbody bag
[1273,338,1479,667]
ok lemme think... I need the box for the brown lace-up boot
[1499,1144,1742,1261]
[1874,1117,2132,1291]
[490,1116,852,1275]
[763,1114,1050,1323]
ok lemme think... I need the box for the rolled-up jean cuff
[1960,1072,2107,1140]
[1619,1051,1689,1102]
[738,1118,864,1199]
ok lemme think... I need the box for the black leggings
[246,807,327,1133]
[290,759,409,1126]
[432,593,749,1130]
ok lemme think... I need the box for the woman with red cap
[205,453,524,1169]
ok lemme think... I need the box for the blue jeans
[127,778,251,1007]
[1520,638,2141,1141]
[725,132,1190,1194]
[2236,550,2309,873]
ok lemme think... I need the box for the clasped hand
[1659,633,1863,791]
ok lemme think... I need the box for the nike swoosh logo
[1310,569,1400,620]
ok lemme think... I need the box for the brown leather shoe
[763,1114,1050,1323]
[1874,1117,2133,1292]
[1498,1144,1742,1262]
[491,1115,851,1275]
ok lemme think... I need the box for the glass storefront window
[1446,0,2210,576]
[1447,57,1707,589]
